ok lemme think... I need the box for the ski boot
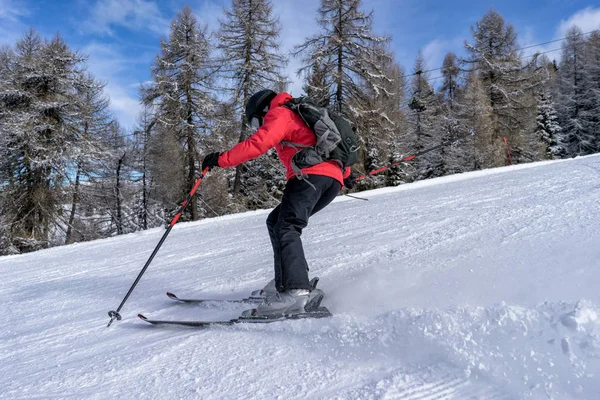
[249,277,320,301]
[249,279,277,300]
[239,287,330,321]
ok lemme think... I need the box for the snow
[2,154,600,399]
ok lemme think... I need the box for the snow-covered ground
[2,155,600,399]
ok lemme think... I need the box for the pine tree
[385,63,409,187]
[534,90,562,158]
[441,52,460,106]
[303,61,330,107]
[130,104,167,232]
[64,73,115,244]
[355,44,406,188]
[438,52,464,174]
[216,0,287,199]
[406,53,440,180]
[141,6,218,221]
[464,9,543,164]
[455,71,502,170]
[0,30,88,252]
[556,27,597,156]
[293,0,391,117]
[74,121,133,239]
[584,30,600,152]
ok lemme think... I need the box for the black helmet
[245,89,276,127]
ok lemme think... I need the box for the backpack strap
[279,141,317,190]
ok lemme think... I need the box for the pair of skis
[138,277,331,328]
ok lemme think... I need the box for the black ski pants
[266,175,341,291]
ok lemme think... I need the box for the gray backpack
[282,97,358,177]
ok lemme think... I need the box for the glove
[202,152,221,172]
[344,171,359,189]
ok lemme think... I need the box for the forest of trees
[1,1,599,255]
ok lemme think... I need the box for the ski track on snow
[1,155,600,399]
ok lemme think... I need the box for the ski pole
[345,193,369,201]
[354,130,475,182]
[107,167,210,328]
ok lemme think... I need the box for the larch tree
[0,30,88,252]
[141,6,219,221]
[441,52,460,107]
[406,53,440,180]
[438,52,464,174]
[584,30,600,152]
[64,73,115,244]
[534,90,562,159]
[464,8,543,164]
[216,0,288,200]
[456,71,502,170]
[384,62,409,187]
[556,27,597,156]
[129,104,167,232]
[303,61,331,107]
[354,43,405,188]
[293,0,391,118]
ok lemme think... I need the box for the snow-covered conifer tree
[455,72,502,170]
[534,90,562,159]
[293,0,391,117]
[405,53,440,180]
[64,73,116,244]
[556,27,597,156]
[441,53,460,107]
[354,44,405,188]
[584,30,600,152]
[124,104,168,233]
[303,62,330,107]
[464,9,543,164]
[216,0,287,200]
[0,30,88,252]
[438,52,466,174]
[141,6,219,221]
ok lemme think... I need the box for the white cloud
[104,83,142,128]
[0,0,27,21]
[84,0,170,36]
[519,7,600,63]
[82,42,142,129]
[421,37,464,75]
[557,7,600,38]
[0,0,28,45]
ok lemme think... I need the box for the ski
[137,314,236,327]
[141,280,330,328]
[165,277,321,305]
[137,307,332,328]
[166,291,261,304]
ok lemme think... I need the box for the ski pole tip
[107,310,122,328]
[108,310,122,320]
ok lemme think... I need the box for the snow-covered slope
[2,155,600,399]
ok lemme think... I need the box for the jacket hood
[270,92,292,108]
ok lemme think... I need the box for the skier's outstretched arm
[218,108,288,168]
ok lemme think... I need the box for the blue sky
[1,0,599,130]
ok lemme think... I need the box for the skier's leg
[266,205,283,291]
[310,177,341,216]
[276,176,340,291]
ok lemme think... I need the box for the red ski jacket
[218,92,351,186]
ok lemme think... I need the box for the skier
[201,89,355,317]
